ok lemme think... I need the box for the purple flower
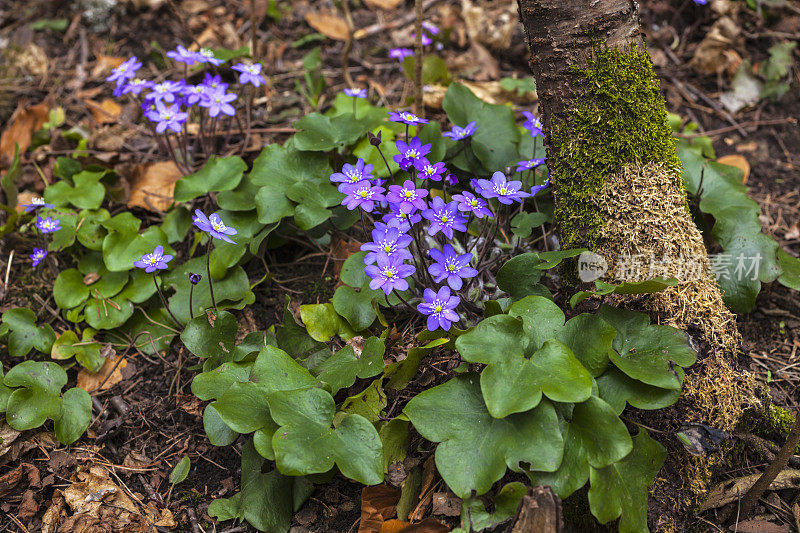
[330,159,374,186]
[341,181,386,212]
[200,73,229,92]
[386,180,429,214]
[232,63,266,87]
[452,191,492,219]
[522,111,543,137]
[417,286,460,331]
[182,84,207,105]
[151,100,188,134]
[344,88,367,98]
[388,111,429,126]
[422,21,440,35]
[412,33,433,46]
[119,78,152,97]
[414,159,447,182]
[516,158,546,172]
[365,254,415,295]
[445,174,458,186]
[393,137,431,170]
[530,178,552,198]
[389,48,414,61]
[382,204,422,232]
[106,56,141,85]
[422,197,466,239]
[30,248,47,267]
[476,172,530,205]
[443,121,478,140]
[36,216,60,233]
[144,81,184,103]
[189,273,202,284]
[693,0,707,4]
[196,48,224,66]
[199,89,237,118]
[167,45,199,65]
[428,244,477,290]
[193,210,238,244]
[361,226,413,264]
[21,197,55,213]
[133,245,173,273]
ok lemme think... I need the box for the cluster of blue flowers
[106,48,265,136]
[19,197,59,268]
[388,21,441,64]
[331,109,548,331]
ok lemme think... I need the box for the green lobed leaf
[173,156,246,202]
[404,374,563,498]
[293,112,368,151]
[777,248,800,291]
[596,367,680,415]
[2,308,56,357]
[203,404,239,446]
[300,303,356,342]
[181,311,238,360]
[557,314,616,377]
[313,337,385,394]
[461,482,527,532]
[44,169,107,210]
[54,387,92,444]
[269,387,384,485]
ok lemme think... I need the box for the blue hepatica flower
[21,197,55,213]
[200,73,229,92]
[386,180,429,214]
[193,210,238,244]
[452,191,493,219]
[414,159,447,182]
[412,33,433,46]
[383,204,422,233]
[196,48,224,66]
[167,45,199,65]
[422,197,467,239]
[232,63,266,87]
[200,89,237,118]
[693,0,707,4]
[388,111,429,127]
[134,245,173,273]
[341,181,386,212]
[476,172,530,205]
[445,174,458,186]
[522,111,543,137]
[418,286,460,331]
[36,216,60,233]
[365,254,415,295]
[119,78,152,97]
[428,244,478,290]
[189,273,202,284]
[389,48,414,61]
[344,88,367,98]
[330,159,374,187]
[361,226,413,265]
[393,137,431,170]
[106,56,141,86]
[182,84,207,105]
[152,101,188,134]
[145,81,184,104]
[443,121,478,141]
[531,178,552,198]
[516,158,546,173]
[30,248,47,267]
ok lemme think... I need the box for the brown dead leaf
[126,161,182,212]
[331,233,364,277]
[461,0,517,50]
[305,11,350,41]
[364,0,404,9]
[84,99,122,124]
[424,79,535,109]
[409,455,438,522]
[0,463,40,499]
[91,54,125,78]
[0,100,50,167]
[359,484,401,533]
[77,353,127,392]
[730,520,792,533]
[690,16,743,76]
[0,423,22,460]
[700,468,800,511]
[381,519,450,533]
[431,492,461,517]
[785,223,799,240]
[7,43,48,77]
[717,154,750,184]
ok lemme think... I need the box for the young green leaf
[169,456,191,484]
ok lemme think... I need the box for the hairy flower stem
[242,86,252,155]
[152,272,182,328]
[352,96,357,119]
[392,289,417,314]
[373,145,393,180]
[476,206,501,271]
[360,210,369,242]
[206,240,217,314]
[410,222,434,286]
[188,284,195,320]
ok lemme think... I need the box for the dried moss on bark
[549,44,682,250]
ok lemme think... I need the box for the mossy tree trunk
[516,0,760,522]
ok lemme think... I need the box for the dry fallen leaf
[380,519,450,533]
[690,16,742,76]
[359,484,401,533]
[7,43,49,77]
[717,154,751,184]
[431,492,461,517]
[84,98,122,124]
[785,223,799,240]
[14,191,40,213]
[700,468,800,511]
[0,100,50,167]
[424,80,536,109]
[91,54,125,78]
[364,0,404,9]
[77,354,127,392]
[126,161,183,212]
[305,11,350,41]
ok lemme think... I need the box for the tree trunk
[516,0,759,525]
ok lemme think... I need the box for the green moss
[741,401,800,453]
[550,43,682,250]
